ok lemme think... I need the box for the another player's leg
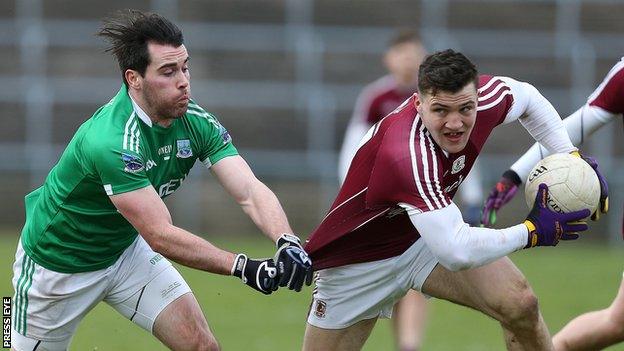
[392,290,428,351]
[421,257,552,351]
[302,318,377,351]
[553,274,624,351]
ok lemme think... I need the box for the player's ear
[414,93,422,111]
[125,69,142,90]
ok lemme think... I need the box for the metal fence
[1,0,622,240]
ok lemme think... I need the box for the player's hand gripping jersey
[306,75,577,270]
[21,85,238,273]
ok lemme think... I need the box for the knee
[494,281,540,328]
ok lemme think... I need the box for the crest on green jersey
[122,153,144,173]
[176,139,193,158]
[219,125,232,144]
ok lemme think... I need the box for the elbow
[140,223,170,254]
[436,249,475,272]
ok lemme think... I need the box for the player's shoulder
[184,100,221,129]
[359,75,397,100]
[599,57,624,87]
[476,75,513,115]
[81,89,136,151]
[586,57,624,112]
[477,75,512,100]
[184,100,233,145]
[375,95,416,134]
[371,99,420,163]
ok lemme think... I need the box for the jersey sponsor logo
[158,177,184,197]
[451,155,466,174]
[158,145,172,160]
[122,153,144,173]
[176,139,193,158]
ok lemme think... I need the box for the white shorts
[11,236,192,351]
[307,239,439,329]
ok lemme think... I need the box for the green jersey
[21,85,238,273]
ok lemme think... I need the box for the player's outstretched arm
[408,185,589,271]
[211,155,312,291]
[109,185,279,294]
[482,101,616,226]
[480,77,573,227]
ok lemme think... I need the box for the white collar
[129,94,153,127]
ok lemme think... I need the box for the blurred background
[0,0,623,350]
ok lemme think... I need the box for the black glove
[231,253,279,295]
[274,234,313,292]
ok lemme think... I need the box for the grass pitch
[1,232,623,350]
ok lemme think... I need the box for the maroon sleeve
[366,116,450,212]
[588,60,624,114]
[477,75,514,126]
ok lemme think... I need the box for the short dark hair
[418,49,478,96]
[388,29,421,48]
[97,9,184,85]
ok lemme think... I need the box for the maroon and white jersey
[338,76,418,181]
[357,75,417,125]
[588,57,624,115]
[306,75,513,270]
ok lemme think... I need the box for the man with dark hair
[337,34,483,351]
[10,10,312,351]
[338,29,425,182]
[302,49,606,350]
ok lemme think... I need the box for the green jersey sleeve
[85,133,151,196]
[186,101,238,167]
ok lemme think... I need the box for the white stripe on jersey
[134,129,141,153]
[186,108,209,119]
[128,120,138,152]
[387,96,413,116]
[424,130,450,207]
[122,112,135,151]
[418,123,444,209]
[409,117,434,211]
[350,208,390,232]
[187,106,222,130]
[322,187,368,221]
[478,77,499,93]
[477,90,512,112]
[587,58,624,104]
[478,80,509,101]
